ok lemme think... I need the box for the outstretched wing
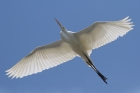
[6,40,76,78]
[75,16,134,55]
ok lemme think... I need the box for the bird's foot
[97,71,107,84]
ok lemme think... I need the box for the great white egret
[6,16,134,84]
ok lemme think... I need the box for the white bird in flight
[6,16,134,84]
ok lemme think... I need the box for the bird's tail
[83,54,107,84]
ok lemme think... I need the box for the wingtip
[124,16,129,20]
[5,69,9,72]
[122,16,132,22]
[121,16,134,29]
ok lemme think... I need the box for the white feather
[76,16,134,51]
[6,40,76,78]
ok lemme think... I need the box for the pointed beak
[55,18,63,27]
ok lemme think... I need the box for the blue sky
[0,0,140,93]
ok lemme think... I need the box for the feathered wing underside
[76,16,134,54]
[6,40,76,78]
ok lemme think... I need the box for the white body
[60,31,88,60]
[6,17,134,84]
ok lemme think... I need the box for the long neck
[62,28,68,34]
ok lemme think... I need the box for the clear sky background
[0,0,140,93]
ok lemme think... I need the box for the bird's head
[55,18,67,33]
